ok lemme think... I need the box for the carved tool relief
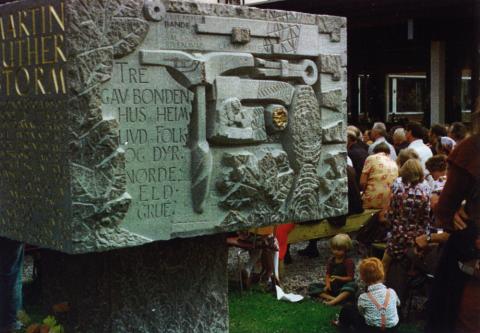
[253,58,318,85]
[0,0,347,252]
[113,3,347,235]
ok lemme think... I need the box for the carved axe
[140,50,254,213]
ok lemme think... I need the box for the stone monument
[0,0,347,331]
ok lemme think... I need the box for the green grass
[229,288,340,333]
[229,288,422,333]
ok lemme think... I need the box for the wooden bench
[287,209,379,244]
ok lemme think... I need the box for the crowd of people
[231,118,478,333]
[329,119,479,333]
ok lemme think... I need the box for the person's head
[330,233,352,258]
[371,122,387,140]
[405,121,425,142]
[396,148,419,168]
[448,122,467,143]
[425,155,447,180]
[373,142,391,155]
[347,130,358,148]
[347,125,363,141]
[363,130,372,143]
[436,136,456,155]
[359,257,384,285]
[392,128,406,147]
[400,158,424,185]
[429,124,448,145]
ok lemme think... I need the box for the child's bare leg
[324,291,351,306]
[260,249,274,283]
[319,292,335,301]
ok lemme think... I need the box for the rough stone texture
[168,1,318,25]
[317,16,347,42]
[319,54,343,81]
[320,89,344,112]
[41,235,229,333]
[323,121,346,143]
[231,27,251,44]
[66,0,150,253]
[0,0,347,253]
[217,149,294,228]
[283,86,323,167]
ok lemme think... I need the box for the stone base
[40,235,228,333]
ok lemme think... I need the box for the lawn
[229,288,422,333]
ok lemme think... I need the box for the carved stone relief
[320,89,344,112]
[217,149,294,228]
[319,54,343,81]
[0,1,347,332]
[323,121,346,143]
[209,98,267,144]
[0,0,347,253]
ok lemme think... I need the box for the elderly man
[0,238,24,333]
[367,122,396,160]
[405,121,432,171]
[392,127,409,155]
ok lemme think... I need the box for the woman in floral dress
[360,142,398,210]
[383,158,431,301]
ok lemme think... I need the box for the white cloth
[275,285,303,303]
[368,137,397,161]
[408,139,433,171]
[426,175,447,194]
[347,156,353,167]
[357,283,400,329]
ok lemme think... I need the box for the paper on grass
[275,285,304,303]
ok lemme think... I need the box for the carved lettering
[0,1,66,97]
[103,62,193,220]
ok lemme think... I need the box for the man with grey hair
[392,127,409,155]
[368,122,397,160]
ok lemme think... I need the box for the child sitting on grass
[336,257,400,333]
[308,234,357,306]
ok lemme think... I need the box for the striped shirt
[357,283,400,328]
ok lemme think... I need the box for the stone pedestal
[40,235,228,333]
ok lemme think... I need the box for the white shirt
[357,283,400,329]
[347,156,353,167]
[408,139,433,171]
[368,137,397,161]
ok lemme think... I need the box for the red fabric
[326,257,355,278]
[275,223,295,260]
[435,134,480,229]
[448,134,480,180]
[345,258,355,278]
